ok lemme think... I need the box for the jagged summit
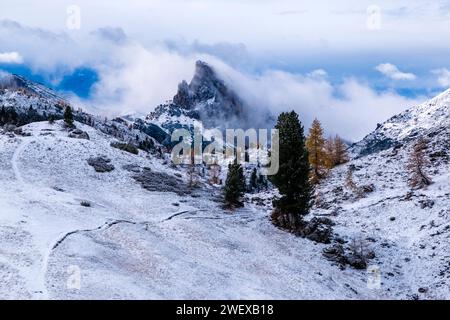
[148,60,248,130]
[352,88,450,156]
[173,61,243,113]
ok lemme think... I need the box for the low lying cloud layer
[0,51,23,64]
[212,63,423,140]
[0,19,427,141]
[431,68,450,87]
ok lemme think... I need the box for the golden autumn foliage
[306,119,326,184]
[307,119,349,184]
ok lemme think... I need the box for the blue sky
[1,0,450,139]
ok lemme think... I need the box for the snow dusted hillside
[0,120,386,299]
[353,88,450,157]
[1,68,449,300]
[312,90,450,299]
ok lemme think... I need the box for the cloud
[431,68,450,87]
[308,69,328,79]
[163,39,251,70]
[277,10,308,16]
[92,27,128,45]
[0,51,23,64]
[375,63,417,81]
[0,19,426,141]
[83,44,198,116]
[210,62,424,141]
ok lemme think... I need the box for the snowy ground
[314,137,450,299]
[0,120,387,300]
[0,120,448,299]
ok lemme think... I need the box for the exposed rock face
[173,61,244,115]
[133,168,189,196]
[148,60,260,131]
[297,217,335,244]
[68,129,90,140]
[87,157,115,173]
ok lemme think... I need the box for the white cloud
[308,69,328,79]
[74,43,423,141]
[431,68,450,87]
[0,19,426,141]
[0,51,23,64]
[85,44,197,116]
[375,63,416,80]
[213,64,423,140]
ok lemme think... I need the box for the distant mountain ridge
[352,88,450,156]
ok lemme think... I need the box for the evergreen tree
[250,168,258,192]
[407,137,432,189]
[224,161,246,208]
[48,114,55,124]
[64,106,74,128]
[306,118,326,184]
[270,111,312,229]
[258,173,267,190]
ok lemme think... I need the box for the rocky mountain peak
[175,61,243,116]
[152,60,247,130]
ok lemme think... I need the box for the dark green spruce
[224,161,246,208]
[270,111,313,230]
[64,106,74,128]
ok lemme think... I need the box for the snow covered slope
[1,71,449,300]
[352,88,450,156]
[313,89,450,299]
[0,120,382,299]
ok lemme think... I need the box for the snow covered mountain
[147,60,272,133]
[0,71,168,152]
[313,89,450,299]
[0,69,449,299]
[352,88,450,157]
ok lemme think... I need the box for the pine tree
[333,135,349,165]
[224,161,246,208]
[258,174,267,190]
[270,111,312,229]
[64,106,74,128]
[407,137,432,189]
[250,168,258,192]
[306,118,326,184]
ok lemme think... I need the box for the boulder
[323,244,346,265]
[345,254,367,270]
[297,217,334,244]
[69,129,90,140]
[87,156,114,173]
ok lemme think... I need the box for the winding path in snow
[9,136,51,299]
[11,137,32,186]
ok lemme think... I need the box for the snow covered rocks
[87,156,115,173]
[296,217,335,244]
[133,167,188,195]
[68,129,90,140]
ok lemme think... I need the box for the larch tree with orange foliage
[333,135,349,166]
[306,119,327,184]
